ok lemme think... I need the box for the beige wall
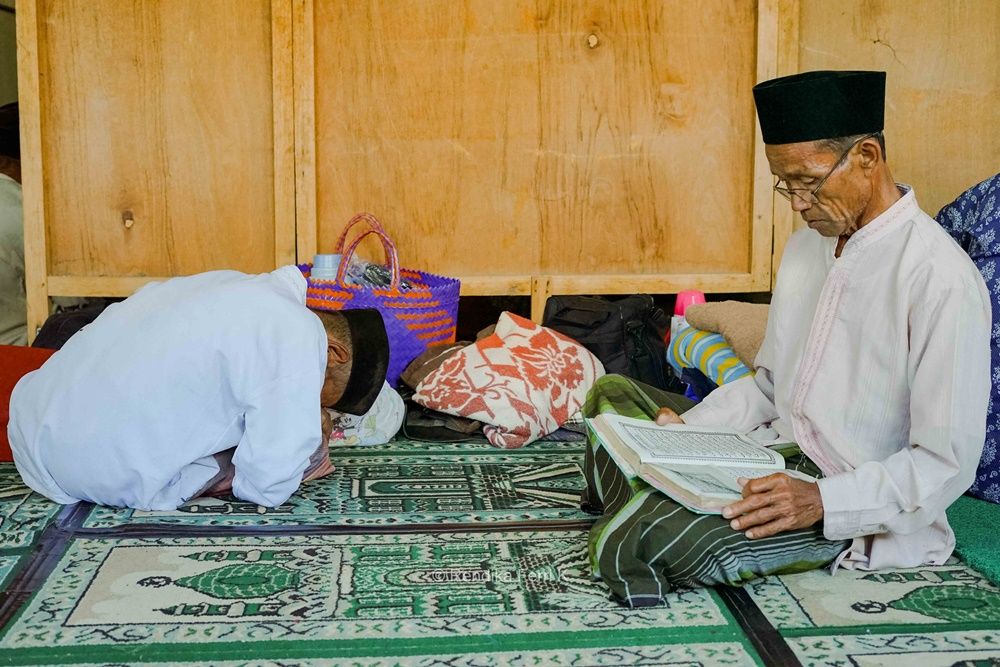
[16,0,1000,330]
[0,5,16,105]
[798,0,999,220]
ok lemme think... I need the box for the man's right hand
[654,407,685,425]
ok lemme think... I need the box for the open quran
[585,413,814,514]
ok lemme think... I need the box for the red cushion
[0,345,55,462]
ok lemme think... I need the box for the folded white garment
[327,381,405,446]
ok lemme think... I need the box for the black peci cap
[0,102,18,160]
[753,70,886,145]
[331,308,390,415]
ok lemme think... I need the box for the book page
[670,466,816,495]
[605,417,782,468]
[668,467,742,496]
[699,466,786,491]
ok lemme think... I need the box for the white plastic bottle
[311,253,342,281]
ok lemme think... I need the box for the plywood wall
[305,0,766,286]
[35,0,282,277]
[797,0,999,224]
[20,0,997,332]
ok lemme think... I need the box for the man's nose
[790,194,812,212]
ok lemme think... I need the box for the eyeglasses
[773,133,878,204]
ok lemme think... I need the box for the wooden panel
[770,0,799,286]
[16,0,49,339]
[271,0,297,267]
[797,0,1000,226]
[750,0,780,290]
[37,0,279,277]
[293,0,318,263]
[308,0,763,281]
[46,273,535,299]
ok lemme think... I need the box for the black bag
[32,302,112,350]
[542,295,685,393]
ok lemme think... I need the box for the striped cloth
[581,374,847,608]
[668,326,751,386]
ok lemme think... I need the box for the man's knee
[592,373,628,394]
[582,373,630,416]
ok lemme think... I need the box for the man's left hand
[722,473,823,539]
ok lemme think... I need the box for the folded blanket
[668,327,752,386]
[684,301,769,367]
[400,342,469,389]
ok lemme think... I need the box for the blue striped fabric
[668,325,752,386]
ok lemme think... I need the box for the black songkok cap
[0,102,19,160]
[332,308,390,415]
[753,70,886,145]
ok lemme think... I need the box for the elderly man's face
[766,141,871,239]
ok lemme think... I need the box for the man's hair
[0,102,18,161]
[815,131,886,161]
[310,309,353,385]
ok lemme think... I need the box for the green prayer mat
[947,494,1000,587]
[786,629,1000,665]
[3,440,1000,665]
[744,559,1000,664]
[0,531,758,665]
[83,439,593,528]
[0,552,23,588]
[33,645,761,667]
[0,465,62,548]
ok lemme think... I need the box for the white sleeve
[818,282,991,540]
[681,311,780,431]
[231,374,323,508]
[681,371,779,432]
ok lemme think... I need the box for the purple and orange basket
[300,213,460,387]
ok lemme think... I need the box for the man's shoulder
[895,212,989,301]
[906,212,982,276]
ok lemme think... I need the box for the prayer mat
[787,629,1000,665]
[948,494,1000,586]
[82,439,592,529]
[56,644,760,666]
[0,531,759,665]
[0,552,22,588]
[745,561,1000,631]
[0,463,61,548]
[742,561,1000,665]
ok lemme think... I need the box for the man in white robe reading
[582,70,991,606]
[8,266,389,510]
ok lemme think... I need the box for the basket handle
[334,212,389,254]
[336,228,402,291]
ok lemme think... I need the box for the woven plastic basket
[301,213,460,387]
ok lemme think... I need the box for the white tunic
[683,187,991,570]
[8,266,327,510]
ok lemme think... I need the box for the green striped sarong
[582,374,848,608]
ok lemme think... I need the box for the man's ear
[327,338,351,366]
[858,137,881,171]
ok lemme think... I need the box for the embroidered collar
[839,184,918,257]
